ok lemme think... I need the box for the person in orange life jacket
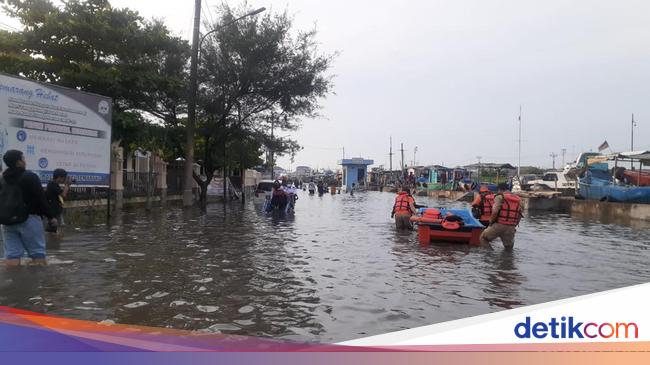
[391,185,417,230]
[479,183,522,250]
[471,185,495,226]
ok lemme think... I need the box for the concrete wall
[521,195,650,222]
[570,199,650,222]
[521,196,563,212]
[67,194,184,211]
[242,169,261,200]
[342,165,358,191]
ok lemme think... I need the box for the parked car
[526,171,577,194]
[254,180,275,202]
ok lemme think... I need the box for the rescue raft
[410,208,485,245]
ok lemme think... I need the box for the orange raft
[410,208,485,245]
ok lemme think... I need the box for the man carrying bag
[0,150,57,266]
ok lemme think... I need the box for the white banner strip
[341,282,650,346]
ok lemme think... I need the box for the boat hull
[411,208,485,245]
[578,181,650,204]
[416,224,483,245]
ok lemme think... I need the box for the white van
[526,171,576,193]
[254,180,276,202]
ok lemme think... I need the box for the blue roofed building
[339,157,374,192]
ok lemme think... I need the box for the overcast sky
[2,0,649,170]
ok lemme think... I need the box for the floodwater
[1,191,650,342]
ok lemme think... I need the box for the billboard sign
[0,73,112,186]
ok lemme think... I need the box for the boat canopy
[616,151,650,162]
[587,151,650,165]
[586,156,609,165]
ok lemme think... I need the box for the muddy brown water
[1,191,649,342]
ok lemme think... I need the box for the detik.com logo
[515,316,638,339]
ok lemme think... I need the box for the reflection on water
[1,191,650,342]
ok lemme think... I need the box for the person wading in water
[391,185,417,230]
[479,183,523,250]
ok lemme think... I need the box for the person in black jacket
[45,168,71,232]
[0,150,56,266]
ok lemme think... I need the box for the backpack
[0,175,29,225]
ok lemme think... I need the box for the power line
[202,0,216,26]
[0,22,20,32]
[301,145,342,150]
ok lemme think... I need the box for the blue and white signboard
[0,73,112,186]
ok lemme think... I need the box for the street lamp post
[182,5,265,207]
[199,7,266,54]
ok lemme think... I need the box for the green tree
[520,166,545,175]
[1,0,190,155]
[194,3,334,205]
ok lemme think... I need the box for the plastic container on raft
[410,208,485,245]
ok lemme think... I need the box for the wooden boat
[410,208,485,245]
[623,170,650,186]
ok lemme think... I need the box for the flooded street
[1,191,650,343]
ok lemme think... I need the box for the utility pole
[631,113,637,169]
[270,117,274,180]
[550,152,558,170]
[476,156,482,181]
[400,143,405,173]
[183,0,202,207]
[561,148,566,168]
[389,136,394,172]
[517,105,522,177]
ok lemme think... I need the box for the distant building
[339,157,374,192]
[295,165,312,175]
[462,163,517,182]
[273,166,287,176]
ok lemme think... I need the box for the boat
[578,176,650,204]
[524,170,577,196]
[577,151,650,204]
[410,208,485,245]
[622,170,650,186]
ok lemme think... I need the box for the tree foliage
[195,3,334,190]
[0,0,190,154]
[520,166,545,175]
[1,0,335,206]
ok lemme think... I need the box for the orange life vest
[393,192,414,215]
[496,193,522,226]
[480,193,495,221]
